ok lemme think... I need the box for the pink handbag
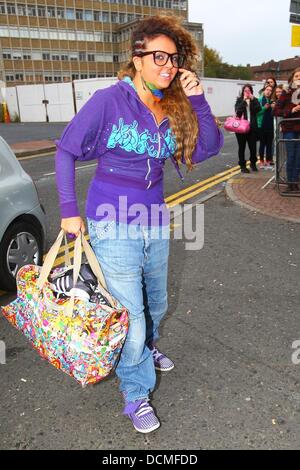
[224,116,250,134]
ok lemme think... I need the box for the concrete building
[0,0,203,87]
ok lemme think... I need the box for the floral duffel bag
[1,230,129,386]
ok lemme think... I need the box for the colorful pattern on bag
[1,265,129,386]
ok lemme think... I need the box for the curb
[13,146,56,158]
[225,175,300,224]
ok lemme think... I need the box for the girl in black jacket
[235,84,261,172]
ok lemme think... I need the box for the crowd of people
[234,70,300,192]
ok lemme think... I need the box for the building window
[94,11,101,21]
[32,51,42,60]
[6,75,15,81]
[80,74,88,79]
[47,7,56,18]
[85,32,93,41]
[52,54,60,61]
[45,76,53,82]
[76,9,83,20]
[150,0,157,6]
[88,54,95,62]
[84,10,93,21]
[17,4,27,15]
[49,30,58,39]
[27,6,36,16]
[158,0,164,6]
[37,6,46,17]
[57,8,64,19]
[104,32,111,42]
[89,74,96,78]
[119,13,126,23]
[13,51,22,59]
[72,74,79,80]
[143,0,149,5]
[111,13,118,23]
[3,52,11,59]
[113,55,119,63]
[112,33,119,43]
[15,73,24,81]
[70,54,78,61]
[42,53,50,60]
[7,3,16,14]
[23,53,31,59]
[102,12,109,22]
[66,9,75,20]
[0,3,6,14]
[94,32,103,42]
[79,52,86,61]
[61,54,68,61]
[58,31,67,40]
[40,30,49,39]
[54,76,62,82]
[166,0,171,7]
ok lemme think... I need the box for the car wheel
[0,221,43,292]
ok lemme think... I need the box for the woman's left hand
[178,69,204,97]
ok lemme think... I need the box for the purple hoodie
[55,77,223,225]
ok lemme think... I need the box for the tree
[204,46,223,77]
[204,45,252,80]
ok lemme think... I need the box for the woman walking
[55,15,223,433]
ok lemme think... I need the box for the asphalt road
[0,124,300,450]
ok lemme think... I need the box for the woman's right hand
[61,216,86,236]
[292,104,300,113]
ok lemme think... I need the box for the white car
[0,136,46,291]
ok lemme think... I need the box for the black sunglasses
[136,50,186,68]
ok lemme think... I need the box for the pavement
[226,170,300,224]
[11,139,56,157]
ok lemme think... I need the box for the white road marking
[43,163,97,177]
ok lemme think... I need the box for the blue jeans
[87,219,170,403]
[284,132,300,183]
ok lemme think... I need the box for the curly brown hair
[118,15,200,170]
[288,67,300,86]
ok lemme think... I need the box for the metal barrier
[275,117,300,197]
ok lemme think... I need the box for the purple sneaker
[150,344,175,372]
[123,400,160,434]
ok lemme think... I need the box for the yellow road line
[167,169,241,207]
[165,165,240,203]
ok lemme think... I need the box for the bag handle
[63,233,72,267]
[37,230,107,291]
[65,232,114,317]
